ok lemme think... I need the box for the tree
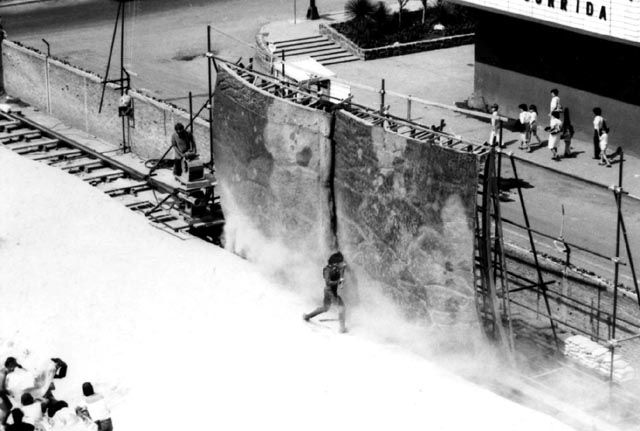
[397,0,409,27]
[421,0,427,23]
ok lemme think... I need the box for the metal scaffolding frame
[479,147,640,385]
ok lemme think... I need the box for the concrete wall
[212,66,334,261]
[473,11,640,156]
[333,111,481,329]
[2,40,483,333]
[1,40,210,162]
[474,62,640,156]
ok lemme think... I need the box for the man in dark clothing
[171,122,197,177]
[1,357,22,423]
[303,252,347,333]
[6,409,34,431]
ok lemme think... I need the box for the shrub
[334,1,476,48]
[345,0,375,21]
[372,1,390,27]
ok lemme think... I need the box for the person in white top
[592,107,604,159]
[547,111,562,161]
[549,88,562,118]
[488,104,501,147]
[517,104,530,152]
[528,105,543,147]
[77,382,112,431]
[17,393,43,427]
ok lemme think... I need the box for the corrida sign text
[454,0,640,43]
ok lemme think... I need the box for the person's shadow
[526,141,547,153]
[561,150,585,159]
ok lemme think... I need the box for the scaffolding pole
[509,154,560,351]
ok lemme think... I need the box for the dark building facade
[455,0,640,155]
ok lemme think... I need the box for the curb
[0,0,51,7]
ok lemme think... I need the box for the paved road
[1,0,347,102]
[500,157,640,288]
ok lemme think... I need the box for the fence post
[406,95,412,121]
[42,39,51,114]
[379,79,385,114]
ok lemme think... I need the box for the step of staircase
[272,35,360,66]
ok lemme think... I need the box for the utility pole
[99,0,132,153]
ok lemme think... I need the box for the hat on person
[82,382,95,397]
[4,357,18,369]
[328,251,344,264]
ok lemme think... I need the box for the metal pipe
[509,298,607,342]
[611,152,624,343]
[281,50,285,78]
[42,39,51,114]
[615,189,640,307]
[120,0,127,152]
[99,0,122,113]
[189,91,193,131]
[207,26,214,169]
[41,38,50,57]
[380,79,385,114]
[509,155,559,349]
[509,156,545,291]
[120,0,125,96]
[501,217,627,264]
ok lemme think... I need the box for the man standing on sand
[304,252,348,333]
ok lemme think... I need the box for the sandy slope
[0,147,575,431]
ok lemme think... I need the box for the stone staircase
[272,35,360,66]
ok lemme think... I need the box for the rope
[144,158,173,170]
[207,24,258,50]
[127,0,137,74]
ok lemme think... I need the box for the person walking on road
[528,105,543,148]
[598,121,612,168]
[546,111,562,161]
[489,104,501,147]
[549,88,562,119]
[592,107,604,159]
[517,104,530,152]
[561,107,574,157]
[303,252,348,333]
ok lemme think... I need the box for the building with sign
[454,0,640,154]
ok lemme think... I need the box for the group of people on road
[1,353,113,431]
[489,88,618,167]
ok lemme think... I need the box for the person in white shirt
[489,104,501,147]
[592,107,604,159]
[547,110,562,161]
[528,105,543,147]
[549,88,562,118]
[77,382,112,431]
[561,107,574,157]
[517,104,530,151]
[17,394,42,428]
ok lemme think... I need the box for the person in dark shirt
[171,122,197,177]
[303,251,348,333]
[6,409,34,431]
